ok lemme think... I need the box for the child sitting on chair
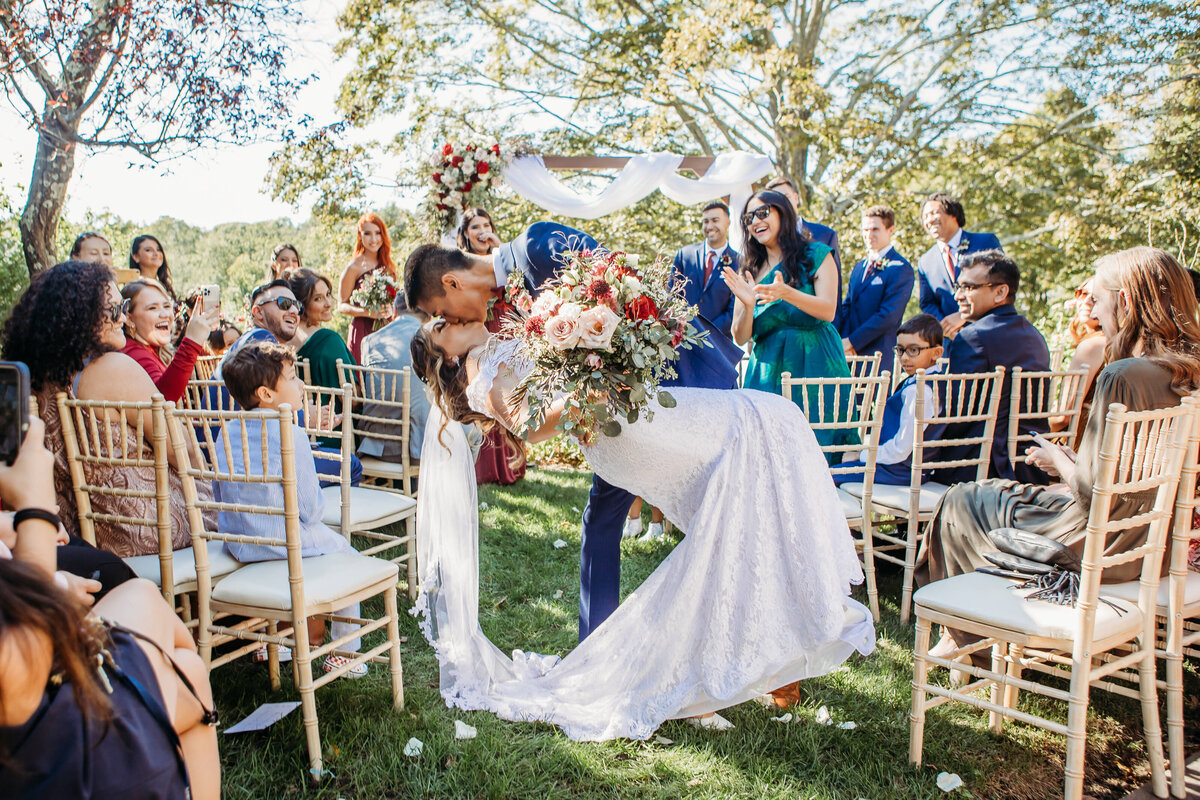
[834,314,944,486]
[217,342,366,678]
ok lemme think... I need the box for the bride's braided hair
[410,328,524,463]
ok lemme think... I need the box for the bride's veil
[414,402,523,704]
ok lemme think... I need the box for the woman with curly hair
[129,234,177,301]
[120,278,219,402]
[1,261,214,558]
[338,212,396,362]
[287,267,356,390]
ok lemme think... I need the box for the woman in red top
[119,279,218,402]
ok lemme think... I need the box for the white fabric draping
[502,151,774,250]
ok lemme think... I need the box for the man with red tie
[916,192,1002,339]
[670,201,739,347]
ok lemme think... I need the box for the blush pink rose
[545,302,583,350]
[576,304,620,350]
[585,353,603,369]
[530,292,561,319]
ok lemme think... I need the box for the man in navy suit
[838,205,915,363]
[671,201,739,350]
[764,178,843,322]
[936,249,1050,485]
[404,223,740,641]
[916,192,1002,339]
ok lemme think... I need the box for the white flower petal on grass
[553,590,564,599]
[403,737,423,757]
[936,772,963,792]
[553,539,568,549]
[652,735,674,745]
[837,721,857,730]
[814,706,832,725]
[770,713,793,723]
[479,502,488,510]
[454,721,477,740]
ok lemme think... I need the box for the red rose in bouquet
[626,295,658,321]
[477,161,490,175]
[442,143,454,156]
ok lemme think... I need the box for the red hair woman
[338,212,397,362]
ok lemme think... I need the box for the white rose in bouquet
[545,302,584,350]
[577,305,620,350]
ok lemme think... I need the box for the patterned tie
[867,258,883,275]
[704,250,716,286]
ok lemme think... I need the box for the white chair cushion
[837,488,863,520]
[1101,571,1200,610]
[840,480,950,514]
[322,486,416,529]
[211,552,398,610]
[124,543,242,588]
[914,571,1143,643]
[360,456,410,480]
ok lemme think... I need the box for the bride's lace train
[415,387,875,742]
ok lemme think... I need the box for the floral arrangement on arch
[499,248,707,445]
[349,269,400,315]
[422,139,507,237]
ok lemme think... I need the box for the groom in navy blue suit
[916,192,1002,339]
[671,201,739,348]
[404,223,740,641]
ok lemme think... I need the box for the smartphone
[200,284,220,313]
[0,361,31,467]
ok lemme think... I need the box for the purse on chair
[977,527,1121,611]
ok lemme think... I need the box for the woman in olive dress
[917,246,1200,657]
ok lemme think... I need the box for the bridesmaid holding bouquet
[339,212,397,362]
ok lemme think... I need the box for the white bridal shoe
[687,713,735,731]
[638,521,665,542]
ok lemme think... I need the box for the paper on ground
[223,702,301,734]
[404,737,424,757]
[771,713,793,723]
[936,772,963,792]
[454,720,477,740]
[553,539,568,549]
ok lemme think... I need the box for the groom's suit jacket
[495,222,740,389]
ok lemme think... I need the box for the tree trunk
[19,119,78,276]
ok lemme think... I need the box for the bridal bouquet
[350,270,400,315]
[500,249,707,444]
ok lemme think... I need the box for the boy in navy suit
[670,201,739,345]
[834,314,943,486]
[838,205,915,361]
[916,192,1002,338]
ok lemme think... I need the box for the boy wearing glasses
[833,314,943,486]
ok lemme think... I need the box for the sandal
[322,654,368,679]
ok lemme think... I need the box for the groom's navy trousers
[496,222,743,641]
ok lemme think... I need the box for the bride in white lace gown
[409,320,875,741]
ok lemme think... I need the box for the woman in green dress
[724,189,853,452]
[287,267,357,389]
[917,246,1200,659]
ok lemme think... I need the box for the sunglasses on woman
[106,298,131,323]
[741,206,772,227]
[255,296,302,312]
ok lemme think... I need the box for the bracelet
[13,508,61,531]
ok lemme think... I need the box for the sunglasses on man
[741,206,773,227]
[255,296,302,313]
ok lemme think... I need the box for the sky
[0,0,353,229]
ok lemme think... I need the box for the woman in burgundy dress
[338,212,397,362]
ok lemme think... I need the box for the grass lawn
[215,466,1198,799]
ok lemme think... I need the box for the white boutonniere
[956,235,970,256]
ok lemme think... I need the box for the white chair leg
[861,516,880,621]
[1137,646,1169,798]
[292,612,323,783]
[909,615,932,766]
[988,642,1006,734]
[384,585,405,710]
[1063,657,1093,800]
[900,518,921,625]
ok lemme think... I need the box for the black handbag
[977,527,1121,612]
